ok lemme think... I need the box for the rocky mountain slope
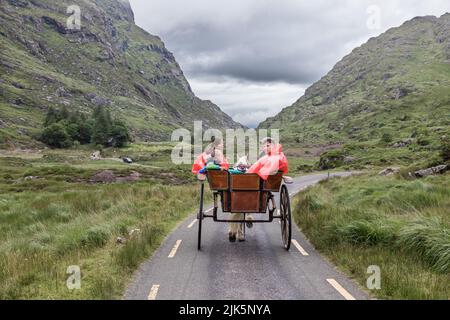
[0,0,241,148]
[260,14,450,155]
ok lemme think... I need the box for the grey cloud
[129,0,449,126]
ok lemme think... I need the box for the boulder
[378,167,400,176]
[344,156,356,164]
[56,86,71,98]
[90,151,101,160]
[129,229,141,237]
[414,165,448,178]
[392,138,413,148]
[116,237,126,244]
[84,93,112,106]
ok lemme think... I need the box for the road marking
[168,240,182,258]
[187,219,197,228]
[326,278,356,300]
[292,239,309,256]
[148,284,160,300]
[188,208,212,228]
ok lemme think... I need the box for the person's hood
[268,143,283,156]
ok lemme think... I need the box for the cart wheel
[197,209,203,250]
[280,185,292,251]
[197,183,205,251]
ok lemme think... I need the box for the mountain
[259,14,450,156]
[0,0,241,148]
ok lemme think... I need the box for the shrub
[40,123,72,148]
[317,149,345,170]
[333,218,400,246]
[398,218,450,273]
[417,136,431,146]
[381,132,393,144]
[80,227,110,248]
[110,120,131,147]
[440,137,450,162]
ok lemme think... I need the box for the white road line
[168,240,182,258]
[187,219,197,228]
[292,239,309,256]
[188,208,212,229]
[148,284,160,300]
[326,278,356,300]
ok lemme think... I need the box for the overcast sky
[129,0,449,127]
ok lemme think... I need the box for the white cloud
[189,77,305,128]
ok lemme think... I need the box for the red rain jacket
[192,152,230,174]
[247,144,288,180]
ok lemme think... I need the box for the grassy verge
[0,147,202,299]
[292,172,450,300]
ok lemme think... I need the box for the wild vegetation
[261,14,450,169]
[0,144,205,299]
[0,0,240,150]
[293,173,450,299]
[40,106,131,148]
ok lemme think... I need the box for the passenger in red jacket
[192,137,229,179]
[247,137,289,180]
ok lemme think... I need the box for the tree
[42,105,130,148]
[78,119,93,144]
[91,106,112,146]
[44,107,59,127]
[40,123,72,148]
[65,122,81,142]
[110,120,131,147]
[60,105,70,121]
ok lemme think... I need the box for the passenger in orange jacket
[247,138,289,180]
[192,137,229,176]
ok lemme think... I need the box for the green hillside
[0,0,241,149]
[260,14,450,167]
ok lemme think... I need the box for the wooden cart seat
[206,171,284,213]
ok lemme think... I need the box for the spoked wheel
[197,183,205,250]
[280,185,292,251]
[197,210,203,250]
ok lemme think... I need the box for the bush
[110,120,131,147]
[40,123,72,148]
[41,106,130,149]
[317,149,345,170]
[398,218,450,273]
[381,132,393,144]
[333,218,400,246]
[80,227,110,248]
[440,137,450,162]
[417,136,431,146]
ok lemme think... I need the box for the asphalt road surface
[124,172,370,300]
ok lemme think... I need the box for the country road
[124,172,370,300]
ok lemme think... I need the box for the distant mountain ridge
[0,0,241,148]
[259,14,450,149]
